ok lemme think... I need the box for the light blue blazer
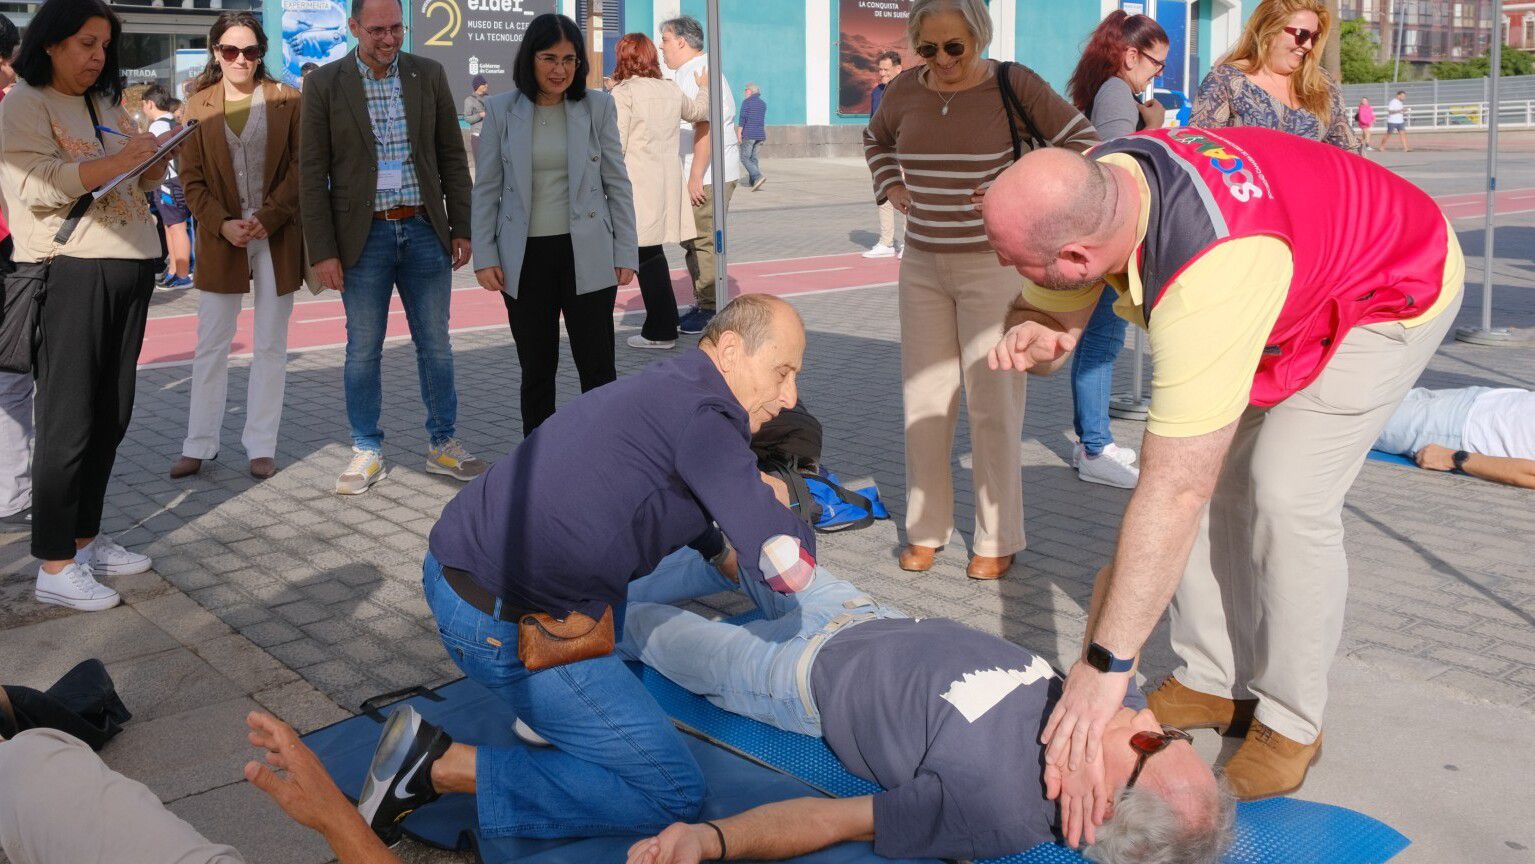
[471,88,639,299]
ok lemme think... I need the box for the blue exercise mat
[1367,449,1417,467]
[301,677,917,864]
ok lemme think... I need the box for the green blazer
[299,50,471,268]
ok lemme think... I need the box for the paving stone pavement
[2,147,1533,862]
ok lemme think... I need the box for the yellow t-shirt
[1020,153,1464,438]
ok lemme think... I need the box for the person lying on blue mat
[615,549,1236,864]
[1374,386,1535,489]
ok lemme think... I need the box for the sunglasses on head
[1125,725,1193,790]
[1282,26,1318,47]
[915,40,966,59]
[215,43,263,62]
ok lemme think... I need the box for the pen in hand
[94,124,132,138]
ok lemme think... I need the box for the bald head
[985,148,1118,266]
[701,293,803,352]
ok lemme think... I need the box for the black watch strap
[1452,450,1471,471]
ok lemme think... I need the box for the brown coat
[179,79,304,295]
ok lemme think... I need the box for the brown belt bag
[517,607,615,672]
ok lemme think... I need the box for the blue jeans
[422,553,706,838]
[620,549,905,737]
[1070,289,1129,456]
[1373,386,1485,455]
[739,139,764,185]
[341,216,458,451]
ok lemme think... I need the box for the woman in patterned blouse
[1190,0,1360,152]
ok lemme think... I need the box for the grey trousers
[0,371,31,518]
[1169,291,1463,745]
[0,729,244,864]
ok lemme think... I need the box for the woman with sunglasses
[1055,11,1171,493]
[864,0,1098,581]
[171,11,303,480]
[1189,0,1359,152]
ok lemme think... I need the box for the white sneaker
[513,717,552,747]
[336,448,385,495]
[626,334,676,350]
[1071,441,1137,468]
[862,243,896,259]
[35,562,121,612]
[1077,443,1140,489]
[76,535,153,576]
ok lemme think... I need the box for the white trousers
[182,236,294,460]
[0,371,33,516]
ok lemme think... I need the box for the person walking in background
[299,60,318,85]
[609,32,710,351]
[171,12,303,482]
[140,85,191,288]
[1058,10,1169,490]
[0,12,30,531]
[0,0,185,611]
[1355,96,1374,150]
[471,13,637,435]
[737,82,766,190]
[1381,89,1409,151]
[863,50,903,259]
[1190,0,1359,152]
[660,15,738,335]
[461,73,487,169]
[864,0,1098,581]
[301,0,486,495]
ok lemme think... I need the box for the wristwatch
[1452,450,1471,472]
[1084,641,1134,674]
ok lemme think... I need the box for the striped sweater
[863,62,1098,253]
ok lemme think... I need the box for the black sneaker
[357,705,454,845]
[678,306,715,335]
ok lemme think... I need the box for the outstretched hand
[1044,751,1110,848]
[627,823,705,864]
[1041,662,1131,775]
[988,321,1078,372]
[243,711,356,835]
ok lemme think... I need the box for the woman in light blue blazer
[472,13,638,435]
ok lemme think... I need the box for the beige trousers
[876,200,903,248]
[0,729,244,864]
[1169,293,1462,744]
[899,247,1027,557]
[680,181,737,311]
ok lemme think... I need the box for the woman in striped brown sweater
[864,0,1097,580]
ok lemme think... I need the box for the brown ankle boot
[1224,720,1323,800]
[966,553,1014,580]
[898,544,938,572]
[169,456,203,479]
[1146,677,1258,736]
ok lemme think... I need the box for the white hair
[1085,779,1237,864]
[907,0,993,56]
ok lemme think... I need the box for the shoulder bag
[996,60,1051,160]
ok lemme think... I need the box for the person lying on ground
[615,549,1234,864]
[0,710,402,864]
[1373,386,1535,489]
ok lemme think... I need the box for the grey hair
[1085,778,1237,864]
[700,294,798,353]
[1029,156,1114,259]
[907,0,993,57]
[660,15,704,51]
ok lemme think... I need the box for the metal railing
[1357,99,1535,130]
[1341,75,1535,130]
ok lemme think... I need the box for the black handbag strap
[997,61,1050,161]
[51,97,105,247]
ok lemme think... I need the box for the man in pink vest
[981,128,1463,810]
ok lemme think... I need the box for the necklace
[936,88,958,116]
[923,64,980,116]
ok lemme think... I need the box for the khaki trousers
[876,200,903,248]
[1170,292,1462,744]
[898,247,1027,557]
[0,729,244,864]
[680,181,737,311]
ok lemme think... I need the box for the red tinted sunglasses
[215,43,264,63]
[1282,26,1318,46]
[1126,725,1193,789]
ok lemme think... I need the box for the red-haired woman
[1053,10,1170,490]
[608,32,708,349]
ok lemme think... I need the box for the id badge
[377,159,404,192]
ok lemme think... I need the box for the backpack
[752,404,889,533]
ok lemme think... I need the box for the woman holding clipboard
[170,11,302,481]
[0,0,182,612]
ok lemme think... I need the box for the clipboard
[92,119,200,200]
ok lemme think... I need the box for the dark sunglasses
[1282,26,1318,47]
[915,40,966,59]
[215,43,263,62]
[1125,725,1193,790]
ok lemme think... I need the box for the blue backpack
[762,458,890,533]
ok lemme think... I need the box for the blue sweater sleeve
[676,408,817,592]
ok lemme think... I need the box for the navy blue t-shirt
[810,618,1147,860]
[428,350,816,621]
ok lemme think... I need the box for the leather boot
[898,544,938,572]
[966,554,1014,580]
[1146,677,1258,736]
[249,457,277,479]
[1224,720,1323,800]
[169,456,203,479]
